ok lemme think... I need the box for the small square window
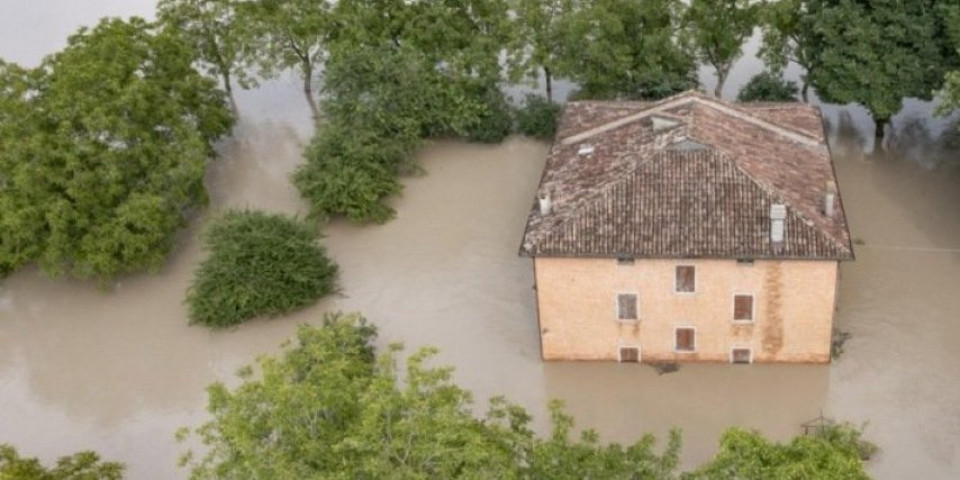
[731,348,752,364]
[617,257,635,266]
[675,266,696,293]
[617,294,638,320]
[619,346,640,363]
[734,295,754,321]
[675,327,696,352]
[737,258,754,266]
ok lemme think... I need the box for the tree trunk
[222,70,237,113]
[544,67,553,103]
[714,69,727,99]
[801,81,810,103]
[302,62,320,121]
[875,116,888,140]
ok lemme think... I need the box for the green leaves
[737,71,799,102]
[186,210,339,328]
[0,445,124,480]
[684,0,759,97]
[0,18,234,282]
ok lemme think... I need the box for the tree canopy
[181,313,873,480]
[556,0,697,100]
[684,0,759,98]
[0,445,123,480]
[737,71,799,102]
[0,17,234,281]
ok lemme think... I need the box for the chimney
[824,181,837,218]
[538,190,552,216]
[770,204,786,243]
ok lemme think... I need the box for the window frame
[618,345,641,363]
[674,265,696,294]
[674,326,697,353]
[732,293,755,323]
[730,347,753,364]
[616,256,635,266]
[616,292,639,321]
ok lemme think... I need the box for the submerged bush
[737,72,799,102]
[464,89,514,143]
[0,444,124,479]
[186,210,338,328]
[514,94,562,140]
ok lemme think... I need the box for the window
[736,258,754,266]
[617,256,635,266]
[619,346,640,363]
[731,348,752,364]
[675,266,696,293]
[617,294,638,320]
[675,327,696,352]
[734,294,754,322]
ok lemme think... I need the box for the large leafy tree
[0,445,123,480]
[510,0,571,101]
[758,0,819,101]
[157,0,249,109]
[936,3,960,119]
[235,0,334,119]
[805,0,960,138]
[556,0,697,100]
[684,0,759,99]
[181,312,684,479]
[0,18,234,281]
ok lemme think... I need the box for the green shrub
[514,94,561,140]
[464,89,514,143]
[737,72,799,102]
[293,124,408,224]
[0,444,124,479]
[186,210,338,328]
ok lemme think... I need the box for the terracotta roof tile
[520,91,854,261]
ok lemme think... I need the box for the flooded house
[520,91,854,364]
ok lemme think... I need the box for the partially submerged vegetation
[737,72,800,102]
[186,210,338,328]
[0,445,123,480]
[178,313,873,479]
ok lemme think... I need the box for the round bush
[514,94,561,140]
[186,210,338,328]
[737,72,799,102]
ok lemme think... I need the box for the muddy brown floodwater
[2,4,960,479]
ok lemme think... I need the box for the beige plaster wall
[534,257,838,363]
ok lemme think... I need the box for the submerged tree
[758,0,818,102]
[157,0,249,109]
[0,18,234,281]
[510,0,571,101]
[805,0,960,138]
[685,0,759,99]
[556,0,697,100]
[737,71,799,102]
[235,0,334,119]
[0,445,124,480]
[180,312,685,479]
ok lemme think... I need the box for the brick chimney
[770,204,786,243]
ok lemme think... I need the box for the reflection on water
[1,3,960,480]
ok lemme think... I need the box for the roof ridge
[560,91,821,148]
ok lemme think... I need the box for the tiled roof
[520,91,854,261]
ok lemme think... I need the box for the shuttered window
[734,295,754,321]
[732,348,752,364]
[619,347,640,363]
[617,294,638,320]
[675,327,696,352]
[675,266,695,293]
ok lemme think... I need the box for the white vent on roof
[824,181,837,218]
[538,190,552,216]
[577,143,595,156]
[770,204,787,243]
[652,115,681,132]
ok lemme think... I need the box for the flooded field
[3,3,960,479]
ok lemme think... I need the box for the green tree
[0,18,234,281]
[685,426,871,479]
[235,0,333,119]
[0,445,124,480]
[737,71,799,102]
[935,3,960,120]
[157,0,249,109]
[186,210,338,328]
[685,0,759,98]
[181,313,684,479]
[758,0,818,101]
[510,0,571,101]
[806,0,960,138]
[556,0,697,100]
